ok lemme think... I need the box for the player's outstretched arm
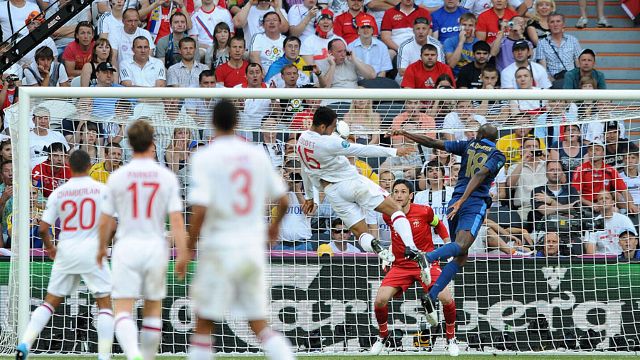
[170,211,189,280]
[97,214,117,267]
[388,130,446,151]
[448,167,491,220]
[269,194,289,247]
[39,221,56,260]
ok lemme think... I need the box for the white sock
[358,233,375,252]
[96,308,114,360]
[114,312,141,360]
[188,334,213,360]
[259,328,294,360]
[391,211,417,249]
[140,317,162,360]
[20,302,54,348]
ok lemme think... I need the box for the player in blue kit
[391,123,505,325]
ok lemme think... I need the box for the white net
[2,88,640,355]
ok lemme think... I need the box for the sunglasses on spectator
[333,228,349,234]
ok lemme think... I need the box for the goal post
[4,86,640,354]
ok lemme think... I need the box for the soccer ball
[336,120,350,139]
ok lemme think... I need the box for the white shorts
[324,176,388,228]
[47,265,112,298]
[191,249,267,321]
[111,240,169,301]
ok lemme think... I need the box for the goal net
[2,87,640,355]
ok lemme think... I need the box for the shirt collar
[481,138,496,147]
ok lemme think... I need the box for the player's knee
[374,296,389,309]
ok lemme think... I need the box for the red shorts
[381,264,442,296]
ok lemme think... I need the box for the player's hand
[96,247,108,268]
[377,248,395,263]
[447,199,463,220]
[301,199,317,215]
[45,244,56,260]
[396,146,415,157]
[386,129,406,137]
[175,252,190,281]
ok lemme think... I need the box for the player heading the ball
[97,120,189,360]
[17,149,114,360]
[180,100,295,360]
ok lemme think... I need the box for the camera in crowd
[535,208,605,255]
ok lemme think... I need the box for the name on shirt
[58,187,100,198]
[128,171,158,179]
[298,137,315,149]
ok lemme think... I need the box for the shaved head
[477,123,499,142]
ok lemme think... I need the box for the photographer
[0,73,19,123]
[584,191,637,256]
[532,160,581,227]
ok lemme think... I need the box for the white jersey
[296,131,397,200]
[41,176,107,273]
[102,158,183,243]
[187,136,287,250]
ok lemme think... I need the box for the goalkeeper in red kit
[370,179,459,356]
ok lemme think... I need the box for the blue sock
[428,261,461,301]
[426,242,462,263]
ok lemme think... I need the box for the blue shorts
[447,197,488,242]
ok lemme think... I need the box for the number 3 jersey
[41,176,107,273]
[187,136,287,251]
[102,158,183,243]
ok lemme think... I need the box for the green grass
[1,355,639,359]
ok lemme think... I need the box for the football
[336,120,350,139]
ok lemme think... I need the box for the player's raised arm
[329,135,412,158]
[388,129,447,151]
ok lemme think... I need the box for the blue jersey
[445,138,506,201]
[431,7,469,44]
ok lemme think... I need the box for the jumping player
[181,100,295,360]
[391,124,505,325]
[17,150,114,360]
[297,106,428,273]
[370,179,458,357]
[97,120,189,360]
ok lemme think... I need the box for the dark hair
[472,40,490,53]
[392,179,414,194]
[230,35,245,47]
[212,22,232,63]
[35,46,54,61]
[47,142,67,155]
[169,11,188,24]
[435,73,454,88]
[328,38,345,51]
[331,217,344,229]
[262,11,280,24]
[213,100,238,131]
[69,149,92,173]
[178,36,196,49]
[515,66,533,77]
[74,21,94,43]
[91,38,113,63]
[420,43,438,54]
[127,120,155,153]
[546,159,563,169]
[280,63,298,75]
[283,35,301,48]
[246,62,263,75]
[105,142,122,153]
[0,159,11,171]
[482,65,498,76]
[199,69,216,83]
[133,36,149,47]
[548,11,565,21]
[312,106,337,127]
[424,159,445,177]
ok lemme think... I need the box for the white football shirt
[102,158,183,243]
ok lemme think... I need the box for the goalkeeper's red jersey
[383,203,449,268]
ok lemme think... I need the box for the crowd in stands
[0,0,636,260]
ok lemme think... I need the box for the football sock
[426,242,462,263]
[114,312,141,360]
[358,233,375,252]
[96,308,114,360]
[442,301,457,340]
[188,334,213,360]
[391,211,417,249]
[140,317,162,360]
[258,328,294,360]
[374,305,389,339]
[21,302,54,348]
[428,261,461,301]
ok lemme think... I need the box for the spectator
[317,39,376,88]
[497,127,546,167]
[266,36,313,86]
[234,0,289,45]
[432,0,469,43]
[71,121,104,164]
[155,12,191,68]
[334,0,378,44]
[414,160,453,245]
[441,100,487,141]
[90,62,124,119]
[619,231,639,260]
[343,97,381,145]
[584,191,636,255]
[534,12,581,85]
[17,11,57,69]
[536,231,560,257]
[141,0,194,44]
[23,47,70,87]
[80,38,117,87]
[235,63,272,140]
[532,159,580,227]
[0,160,12,248]
[260,117,286,167]
[456,40,490,88]
[249,11,287,72]
[549,124,586,181]
[380,0,432,57]
[89,142,123,183]
[120,36,166,87]
[31,142,70,198]
[535,100,577,145]
[301,9,344,64]
[109,8,155,65]
[273,170,314,251]
[29,107,69,168]
[103,99,132,145]
[204,22,232,68]
[563,49,606,90]
[443,12,478,75]
[164,127,191,176]
[0,139,10,163]
[97,0,125,38]
[185,70,218,136]
[475,0,518,44]
[379,169,396,193]
[288,0,320,42]
[59,22,94,78]
[396,17,445,83]
[328,218,362,253]
[604,121,635,171]
[500,40,551,89]
[525,0,554,46]
[621,150,640,209]
[462,0,531,17]
[491,15,529,71]
[167,37,208,88]
[475,66,510,120]
[0,0,40,42]
[348,15,392,77]
[141,98,199,159]
[0,73,20,118]
[289,98,321,130]
[401,43,455,89]
[364,0,396,30]
[575,0,611,28]
[506,136,547,224]
[390,100,437,146]
[215,36,249,88]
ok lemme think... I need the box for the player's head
[213,100,238,132]
[476,123,499,143]
[127,119,155,154]
[312,106,338,135]
[69,149,92,176]
[392,179,414,207]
